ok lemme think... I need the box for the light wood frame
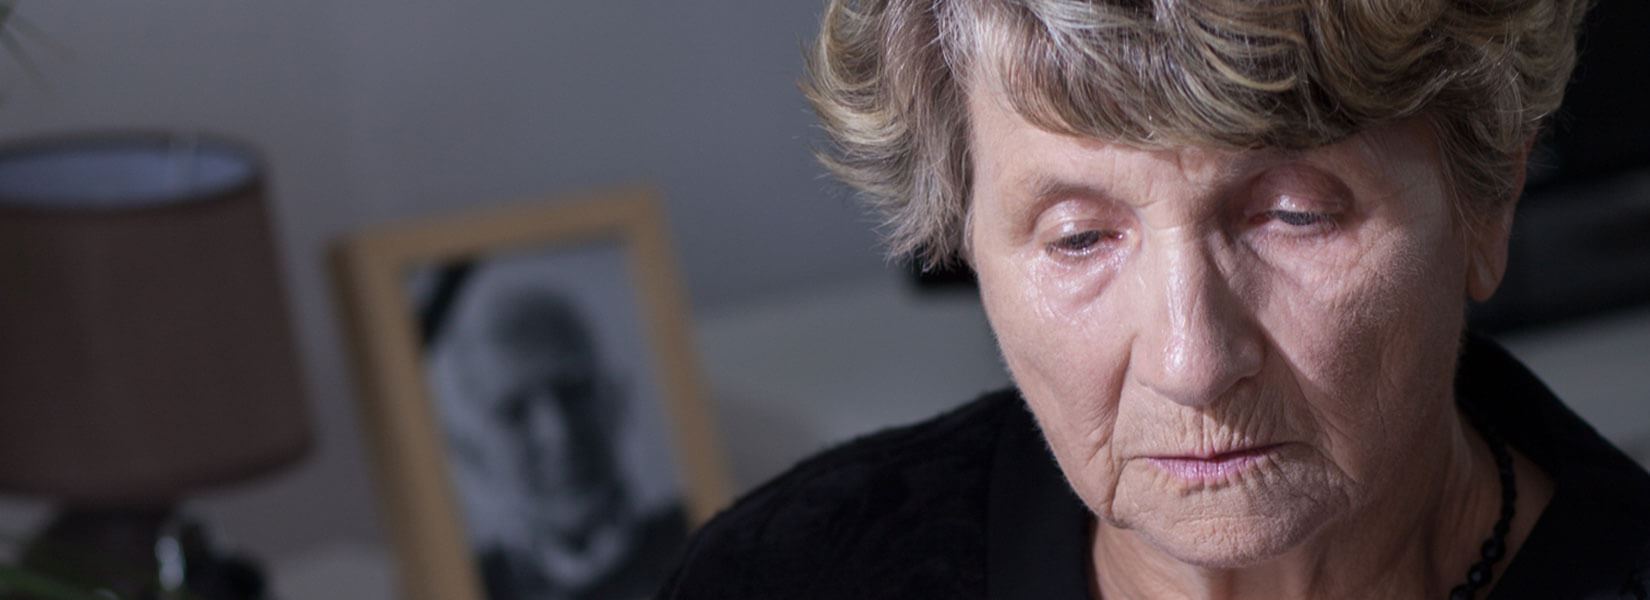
[331,185,731,600]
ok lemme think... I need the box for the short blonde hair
[804,0,1590,267]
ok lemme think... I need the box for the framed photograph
[332,186,731,600]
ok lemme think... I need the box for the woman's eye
[1046,229,1119,258]
[1272,210,1327,227]
[1254,209,1337,235]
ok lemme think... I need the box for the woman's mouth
[1146,444,1287,483]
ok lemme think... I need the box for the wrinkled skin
[966,81,1550,598]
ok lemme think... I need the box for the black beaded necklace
[1448,409,1517,600]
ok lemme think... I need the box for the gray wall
[0,0,893,559]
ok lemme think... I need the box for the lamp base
[19,505,269,600]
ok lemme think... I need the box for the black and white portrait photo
[411,240,690,600]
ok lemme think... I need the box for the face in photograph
[463,287,631,545]
[420,254,693,599]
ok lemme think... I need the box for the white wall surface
[1501,307,1650,460]
[694,273,1013,490]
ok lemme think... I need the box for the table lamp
[0,133,312,599]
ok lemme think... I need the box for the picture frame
[331,186,731,600]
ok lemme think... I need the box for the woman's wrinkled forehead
[965,73,1448,223]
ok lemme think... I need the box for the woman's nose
[520,393,572,454]
[1130,242,1264,408]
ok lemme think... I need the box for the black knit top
[659,336,1650,599]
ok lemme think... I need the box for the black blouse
[659,336,1650,599]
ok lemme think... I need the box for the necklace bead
[1481,539,1505,561]
[1451,405,1516,599]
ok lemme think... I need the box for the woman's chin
[1130,512,1323,569]
[1099,457,1348,569]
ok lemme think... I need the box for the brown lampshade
[0,133,312,506]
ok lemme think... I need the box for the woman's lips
[1146,444,1285,482]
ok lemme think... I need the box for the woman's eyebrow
[995,174,1117,229]
[1026,176,1112,207]
[1003,148,1306,222]
[1213,148,1307,186]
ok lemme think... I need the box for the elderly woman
[662,0,1650,598]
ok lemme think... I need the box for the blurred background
[0,1,1642,599]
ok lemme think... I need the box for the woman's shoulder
[656,388,1025,600]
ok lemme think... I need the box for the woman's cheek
[1261,224,1449,460]
[981,248,1125,441]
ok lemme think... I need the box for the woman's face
[968,84,1503,567]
